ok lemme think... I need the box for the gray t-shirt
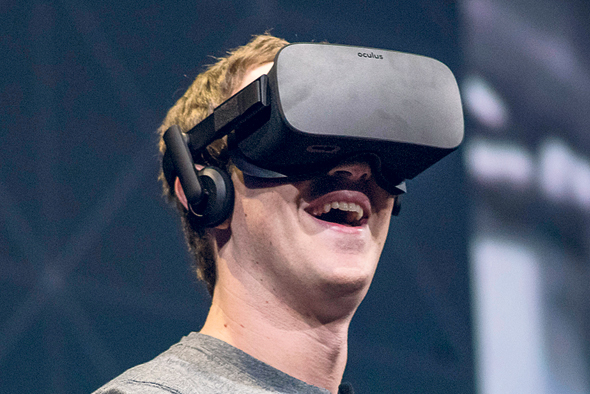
[92,332,353,394]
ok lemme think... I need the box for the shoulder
[91,353,199,394]
[92,334,218,394]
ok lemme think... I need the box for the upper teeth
[313,201,364,221]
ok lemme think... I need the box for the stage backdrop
[461,0,590,393]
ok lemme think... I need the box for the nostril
[328,162,372,181]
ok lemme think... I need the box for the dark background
[461,1,590,393]
[9,0,588,392]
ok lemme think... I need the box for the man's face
[220,63,395,319]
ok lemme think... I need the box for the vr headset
[163,43,464,227]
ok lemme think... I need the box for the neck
[200,255,361,394]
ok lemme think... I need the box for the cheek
[231,181,298,237]
[377,212,393,242]
[232,193,267,234]
[229,195,274,261]
[229,187,302,268]
[371,196,395,241]
[233,173,301,220]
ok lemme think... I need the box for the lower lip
[309,214,367,234]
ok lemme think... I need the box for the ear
[174,163,206,210]
[174,177,189,210]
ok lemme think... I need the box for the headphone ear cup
[392,194,402,216]
[188,166,234,228]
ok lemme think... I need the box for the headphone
[163,125,234,228]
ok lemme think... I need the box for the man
[93,34,401,394]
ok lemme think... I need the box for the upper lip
[304,190,371,220]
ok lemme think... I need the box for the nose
[327,161,372,182]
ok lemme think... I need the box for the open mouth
[309,201,367,227]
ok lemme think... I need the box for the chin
[317,265,374,299]
[311,274,372,324]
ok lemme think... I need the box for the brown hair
[158,33,289,296]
